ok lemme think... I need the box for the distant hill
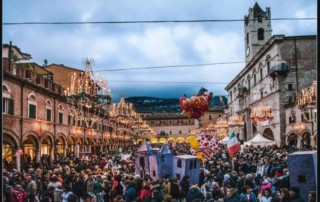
[125,96,227,113]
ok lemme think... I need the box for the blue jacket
[124,187,137,202]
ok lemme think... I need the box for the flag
[227,132,240,158]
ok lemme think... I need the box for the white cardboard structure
[244,133,275,147]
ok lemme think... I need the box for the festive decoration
[180,87,213,119]
[292,122,305,134]
[297,81,317,108]
[187,136,200,150]
[228,114,245,127]
[65,58,112,127]
[250,105,274,122]
[188,130,219,160]
[15,149,23,157]
[227,132,240,158]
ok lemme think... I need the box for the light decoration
[228,114,245,127]
[216,118,229,129]
[35,121,48,137]
[205,123,217,137]
[292,122,306,134]
[65,58,112,128]
[250,105,273,123]
[216,118,228,140]
[15,148,23,157]
[297,81,317,109]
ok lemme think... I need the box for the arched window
[177,159,182,168]
[257,15,263,22]
[258,28,264,40]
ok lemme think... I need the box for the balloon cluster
[179,88,213,119]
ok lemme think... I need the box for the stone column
[36,150,41,163]
[297,136,302,148]
[75,144,79,158]
[310,135,316,148]
[63,146,67,157]
[16,155,21,172]
[50,148,55,162]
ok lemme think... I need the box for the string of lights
[93,57,315,72]
[3,17,316,25]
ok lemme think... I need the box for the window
[209,115,212,120]
[59,112,63,124]
[29,104,37,119]
[260,90,263,99]
[189,161,193,169]
[170,131,172,135]
[246,33,249,44]
[3,98,14,115]
[46,108,52,121]
[258,28,264,40]
[260,68,263,80]
[248,78,251,89]
[230,91,233,102]
[68,115,73,125]
[266,55,271,74]
[177,159,182,168]
[193,160,197,168]
[288,84,294,91]
[258,15,262,22]
[254,74,257,85]
[179,130,182,134]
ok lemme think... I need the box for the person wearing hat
[288,186,305,202]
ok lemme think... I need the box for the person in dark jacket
[180,176,190,200]
[186,184,204,202]
[223,187,240,202]
[288,186,305,202]
[124,180,137,202]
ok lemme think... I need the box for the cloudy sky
[3,0,317,102]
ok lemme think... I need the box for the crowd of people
[2,142,317,202]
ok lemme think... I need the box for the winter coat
[187,186,204,202]
[124,186,137,202]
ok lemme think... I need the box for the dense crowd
[2,142,317,202]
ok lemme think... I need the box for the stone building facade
[225,3,317,147]
[2,44,129,170]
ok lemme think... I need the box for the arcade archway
[55,135,66,155]
[40,135,53,157]
[23,133,39,162]
[3,133,19,163]
[287,133,298,147]
[301,131,312,149]
[263,128,274,140]
[67,136,76,154]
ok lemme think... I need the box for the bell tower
[244,3,272,64]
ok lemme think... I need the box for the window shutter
[46,109,52,121]
[8,99,14,115]
[59,113,63,124]
[29,104,36,118]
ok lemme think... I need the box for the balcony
[237,86,249,98]
[269,63,289,77]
